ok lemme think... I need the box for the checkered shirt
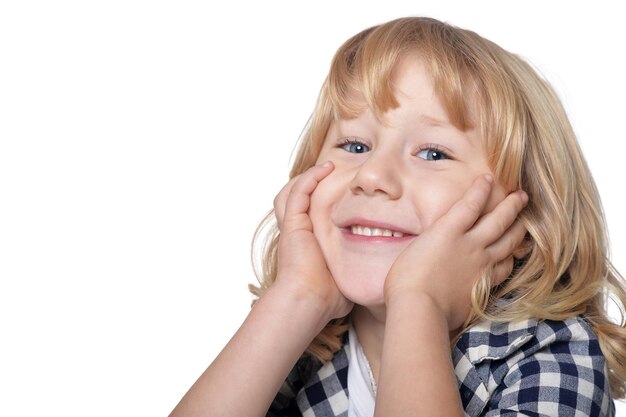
[266,316,615,416]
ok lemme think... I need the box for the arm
[375,175,528,416]
[376,293,463,416]
[170,162,352,417]
[169,282,331,417]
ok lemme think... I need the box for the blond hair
[249,17,626,398]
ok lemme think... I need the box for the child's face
[308,56,507,308]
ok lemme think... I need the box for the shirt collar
[458,317,538,365]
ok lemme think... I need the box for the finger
[282,161,334,230]
[438,175,494,232]
[274,176,298,229]
[471,190,528,246]
[491,256,515,287]
[485,219,528,263]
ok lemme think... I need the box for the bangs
[325,17,479,132]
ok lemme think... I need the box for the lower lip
[341,228,416,244]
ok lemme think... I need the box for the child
[170,17,626,416]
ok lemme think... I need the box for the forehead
[334,56,469,132]
[390,56,451,121]
[334,54,479,132]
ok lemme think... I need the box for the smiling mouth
[350,225,407,238]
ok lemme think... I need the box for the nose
[349,150,403,199]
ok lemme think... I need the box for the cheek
[413,178,472,228]
[413,175,508,228]
[308,171,344,226]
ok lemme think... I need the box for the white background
[1,1,624,416]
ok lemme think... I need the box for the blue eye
[416,147,450,161]
[340,140,370,154]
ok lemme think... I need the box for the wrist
[385,291,448,330]
[264,280,334,333]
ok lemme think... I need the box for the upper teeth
[350,225,405,237]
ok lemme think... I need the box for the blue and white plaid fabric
[267,316,615,416]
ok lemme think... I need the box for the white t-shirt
[347,325,376,417]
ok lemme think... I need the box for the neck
[351,304,464,385]
[351,304,386,384]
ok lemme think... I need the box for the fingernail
[520,191,529,204]
[484,174,494,183]
[321,161,332,168]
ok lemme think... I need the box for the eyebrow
[418,114,454,128]
[418,114,474,144]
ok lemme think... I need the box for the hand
[273,161,353,321]
[383,175,528,331]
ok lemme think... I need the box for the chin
[331,264,388,307]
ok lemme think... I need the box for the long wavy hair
[249,17,626,399]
